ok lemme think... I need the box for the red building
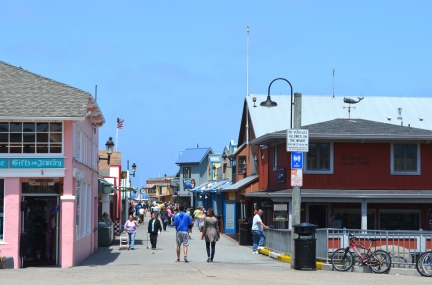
[247,118,432,230]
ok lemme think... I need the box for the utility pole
[290,92,302,268]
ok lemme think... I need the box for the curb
[258,248,324,269]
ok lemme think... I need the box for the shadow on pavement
[79,248,121,266]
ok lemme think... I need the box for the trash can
[239,223,252,245]
[293,222,317,270]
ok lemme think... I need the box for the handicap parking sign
[291,152,303,169]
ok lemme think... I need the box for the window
[76,181,81,238]
[76,181,92,239]
[0,122,63,154]
[379,210,420,230]
[76,129,82,162]
[183,167,191,178]
[232,159,236,174]
[273,146,278,170]
[334,209,375,230]
[0,179,4,241]
[305,143,333,174]
[238,156,246,174]
[391,143,420,175]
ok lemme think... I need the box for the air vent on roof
[387,116,391,121]
[419,117,424,121]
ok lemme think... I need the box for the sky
[1,1,432,186]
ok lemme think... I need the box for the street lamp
[99,136,115,165]
[260,78,294,129]
[131,163,137,177]
[212,165,217,179]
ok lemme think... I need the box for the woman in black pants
[159,206,169,231]
[202,208,220,262]
[148,213,162,249]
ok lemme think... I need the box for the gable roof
[242,95,432,144]
[0,61,105,125]
[176,148,213,164]
[251,118,432,145]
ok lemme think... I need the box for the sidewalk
[79,215,281,267]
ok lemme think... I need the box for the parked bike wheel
[368,250,391,273]
[416,251,432,277]
[331,248,354,272]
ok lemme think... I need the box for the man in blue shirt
[173,205,192,263]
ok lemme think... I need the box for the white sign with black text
[287,129,309,152]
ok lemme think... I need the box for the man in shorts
[173,205,192,263]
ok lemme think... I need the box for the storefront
[0,61,105,268]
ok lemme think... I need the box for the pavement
[1,215,432,284]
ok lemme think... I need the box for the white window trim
[304,142,334,174]
[76,129,83,162]
[390,143,421,175]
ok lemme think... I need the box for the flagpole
[116,114,119,151]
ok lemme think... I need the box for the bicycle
[416,251,432,277]
[331,233,392,273]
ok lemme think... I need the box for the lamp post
[131,163,137,177]
[212,165,217,180]
[99,136,115,165]
[260,78,300,269]
[260,78,294,129]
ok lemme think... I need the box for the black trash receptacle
[293,223,317,270]
[239,223,252,245]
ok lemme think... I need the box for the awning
[143,184,156,189]
[244,189,432,203]
[220,175,258,192]
[192,180,231,193]
[98,175,113,194]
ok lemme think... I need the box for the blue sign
[10,158,64,168]
[183,178,196,190]
[0,158,7,168]
[291,152,303,169]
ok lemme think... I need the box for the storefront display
[380,212,420,231]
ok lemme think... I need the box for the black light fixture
[99,136,115,165]
[213,165,217,179]
[260,78,294,129]
[222,153,227,160]
[131,162,137,177]
[164,173,170,188]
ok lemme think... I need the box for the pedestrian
[193,207,201,227]
[167,206,173,227]
[143,202,148,217]
[202,208,220,262]
[187,208,194,239]
[174,205,193,263]
[251,209,269,254]
[160,206,169,231]
[138,207,145,224]
[124,215,139,250]
[148,212,162,249]
[198,208,206,239]
[151,203,159,218]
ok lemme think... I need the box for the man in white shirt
[251,209,269,254]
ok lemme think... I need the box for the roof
[192,180,232,193]
[0,61,105,125]
[143,184,155,189]
[228,143,246,158]
[245,95,432,142]
[251,119,432,145]
[209,155,220,163]
[244,189,432,202]
[220,175,259,192]
[176,148,213,164]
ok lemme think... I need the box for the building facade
[0,61,105,268]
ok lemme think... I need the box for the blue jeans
[128,232,136,248]
[251,230,266,252]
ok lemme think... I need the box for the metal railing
[263,228,432,268]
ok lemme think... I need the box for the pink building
[0,61,105,268]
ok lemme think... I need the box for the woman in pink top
[167,206,173,227]
[124,215,139,249]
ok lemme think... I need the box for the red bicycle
[331,233,392,273]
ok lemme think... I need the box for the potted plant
[0,250,5,269]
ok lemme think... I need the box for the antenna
[246,25,250,97]
[332,56,335,98]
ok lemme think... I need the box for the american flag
[117,118,124,129]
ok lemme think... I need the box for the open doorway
[308,204,328,228]
[21,196,59,267]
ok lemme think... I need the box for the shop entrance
[308,204,328,228]
[21,195,59,267]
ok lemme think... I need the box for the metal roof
[247,95,432,139]
[192,180,232,193]
[220,175,259,192]
[209,156,220,163]
[176,148,213,164]
[143,184,155,189]
[251,119,432,145]
[0,61,105,125]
